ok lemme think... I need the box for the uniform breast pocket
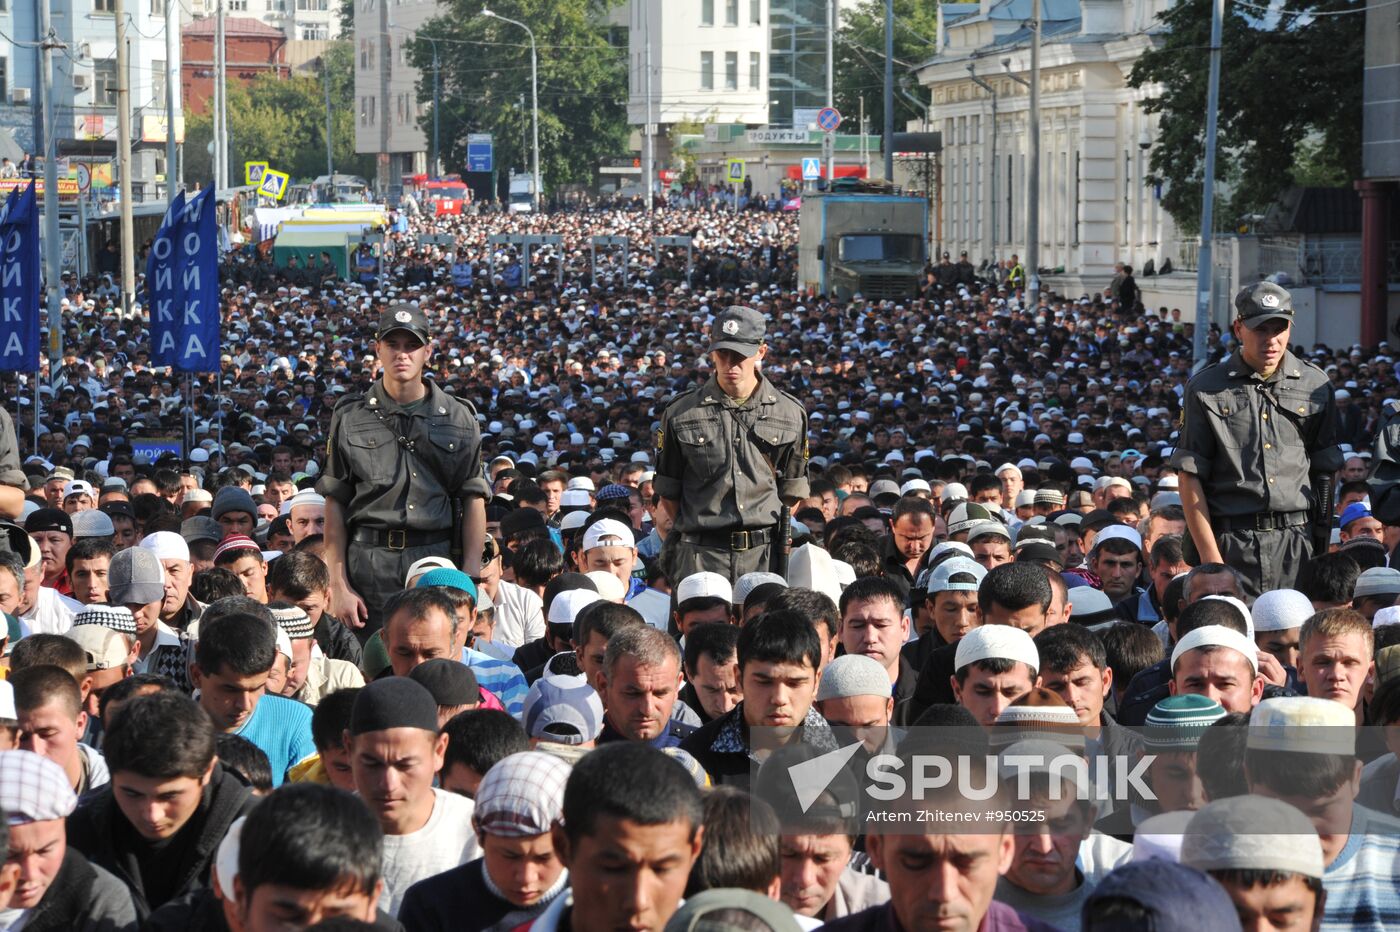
[750,417,801,461]
[674,419,725,477]
[346,429,393,482]
[1199,391,1252,450]
[428,427,469,483]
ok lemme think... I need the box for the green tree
[405,0,629,197]
[1129,0,1362,234]
[183,43,374,187]
[834,0,940,135]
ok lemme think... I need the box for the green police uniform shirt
[317,379,491,531]
[653,372,810,534]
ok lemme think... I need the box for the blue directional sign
[467,133,494,173]
[801,157,821,180]
[817,107,842,132]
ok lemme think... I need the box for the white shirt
[21,587,80,635]
[379,788,481,916]
[627,587,671,632]
[491,581,544,649]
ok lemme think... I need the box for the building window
[749,51,759,89]
[0,59,7,101]
[725,0,737,25]
[300,23,328,38]
[227,0,246,10]
[725,51,737,89]
[94,60,117,105]
[701,0,713,26]
[700,51,713,90]
[152,59,165,105]
[750,0,760,23]
[150,0,163,15]
[297,0,328,10]
[93,0,113,12]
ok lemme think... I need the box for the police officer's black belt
[1213,511,1309,533]
[680,528,774,551]
[350,527,453,551]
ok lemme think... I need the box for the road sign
[726,158,746,183]
[801,157,821,180]
[467,133,494,174]
[75,164,91,193]
[817,107,842,132]
[245,160,268,186]
[258,169,290,200]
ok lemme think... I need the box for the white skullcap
[584,571,627,602]
[559,511,590,531]
[1170,625,1259,674]
[1091,524,1144,554]
[943,482,968,502]
[547,589,603,626]
[213,816,246,903]
[560,489,592,508]
[995,463,1022,478]
[677,572,733,605]
[787,542,841,605]
[566,477,596,491]
[1252,589,1313,632]
[1014,490,1037,508]
[928,541,975,562]
[1200,594,1254,639]
[816,654,893,702]
[139,531,190,563]
[287,490,325,512]
[582,518,635,551]
[405,556,455,585]
[274,626,293,661]
[1070,456,1095,471]
[1131,810,1193,863]
[954,625,1039,674]
[900,479,932,496]
[1247,696,1355,755]
[1181,797,1325,879]
[733,572,787,607]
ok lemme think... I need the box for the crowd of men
[0,200,1395,932]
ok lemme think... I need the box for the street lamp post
[483,8,540,212]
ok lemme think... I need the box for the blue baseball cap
[1339,502,1373,530]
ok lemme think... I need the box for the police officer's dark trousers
[671,538,773,585]
[1215,524,1310,601]
[348,538,453,641]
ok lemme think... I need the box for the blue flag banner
[0,183,41,372]
[146,190,185,370]
[172,186,219,373]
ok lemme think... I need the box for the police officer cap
[710,306,766,358]
[1234,281,1294,329]
[377,303,430,343]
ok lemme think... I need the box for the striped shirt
[1321,805,1400,931]
[461,647,528,718]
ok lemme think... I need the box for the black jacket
[26,847,137,932]
[68,763,258,919]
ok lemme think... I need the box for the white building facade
[915,0,1180,286]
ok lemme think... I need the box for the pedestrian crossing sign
[801,158,821,180]
[245,161,268,186]
[727,159,746,183]
[258,169,290,200]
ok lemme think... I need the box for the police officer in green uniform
[654,305,809,582]
[318,304,490,638]
[1171,282,1343,598]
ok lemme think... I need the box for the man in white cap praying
[950,625,1039,727]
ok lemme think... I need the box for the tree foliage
[406,0,629,197]
[184,42,375,186]
[835,0,940,135]
[1129,0,1362,234]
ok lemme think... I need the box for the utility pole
[218,0,229,192]
[431,42,440,177]
[483,9,540,211]
[323,56,334,179]
[115,0,136,316]
[643,0,652,213]
[1026,0,1041,309]
[37,8,64,365]
[213,0,226,193]
[883,0,893,183]
[825,0,834,183]
[165,0,179,202]
[1193,0,1225,371]
[968,63,998,262]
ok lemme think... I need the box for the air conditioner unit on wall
[73,75,90,91]
[11,88,30,103]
